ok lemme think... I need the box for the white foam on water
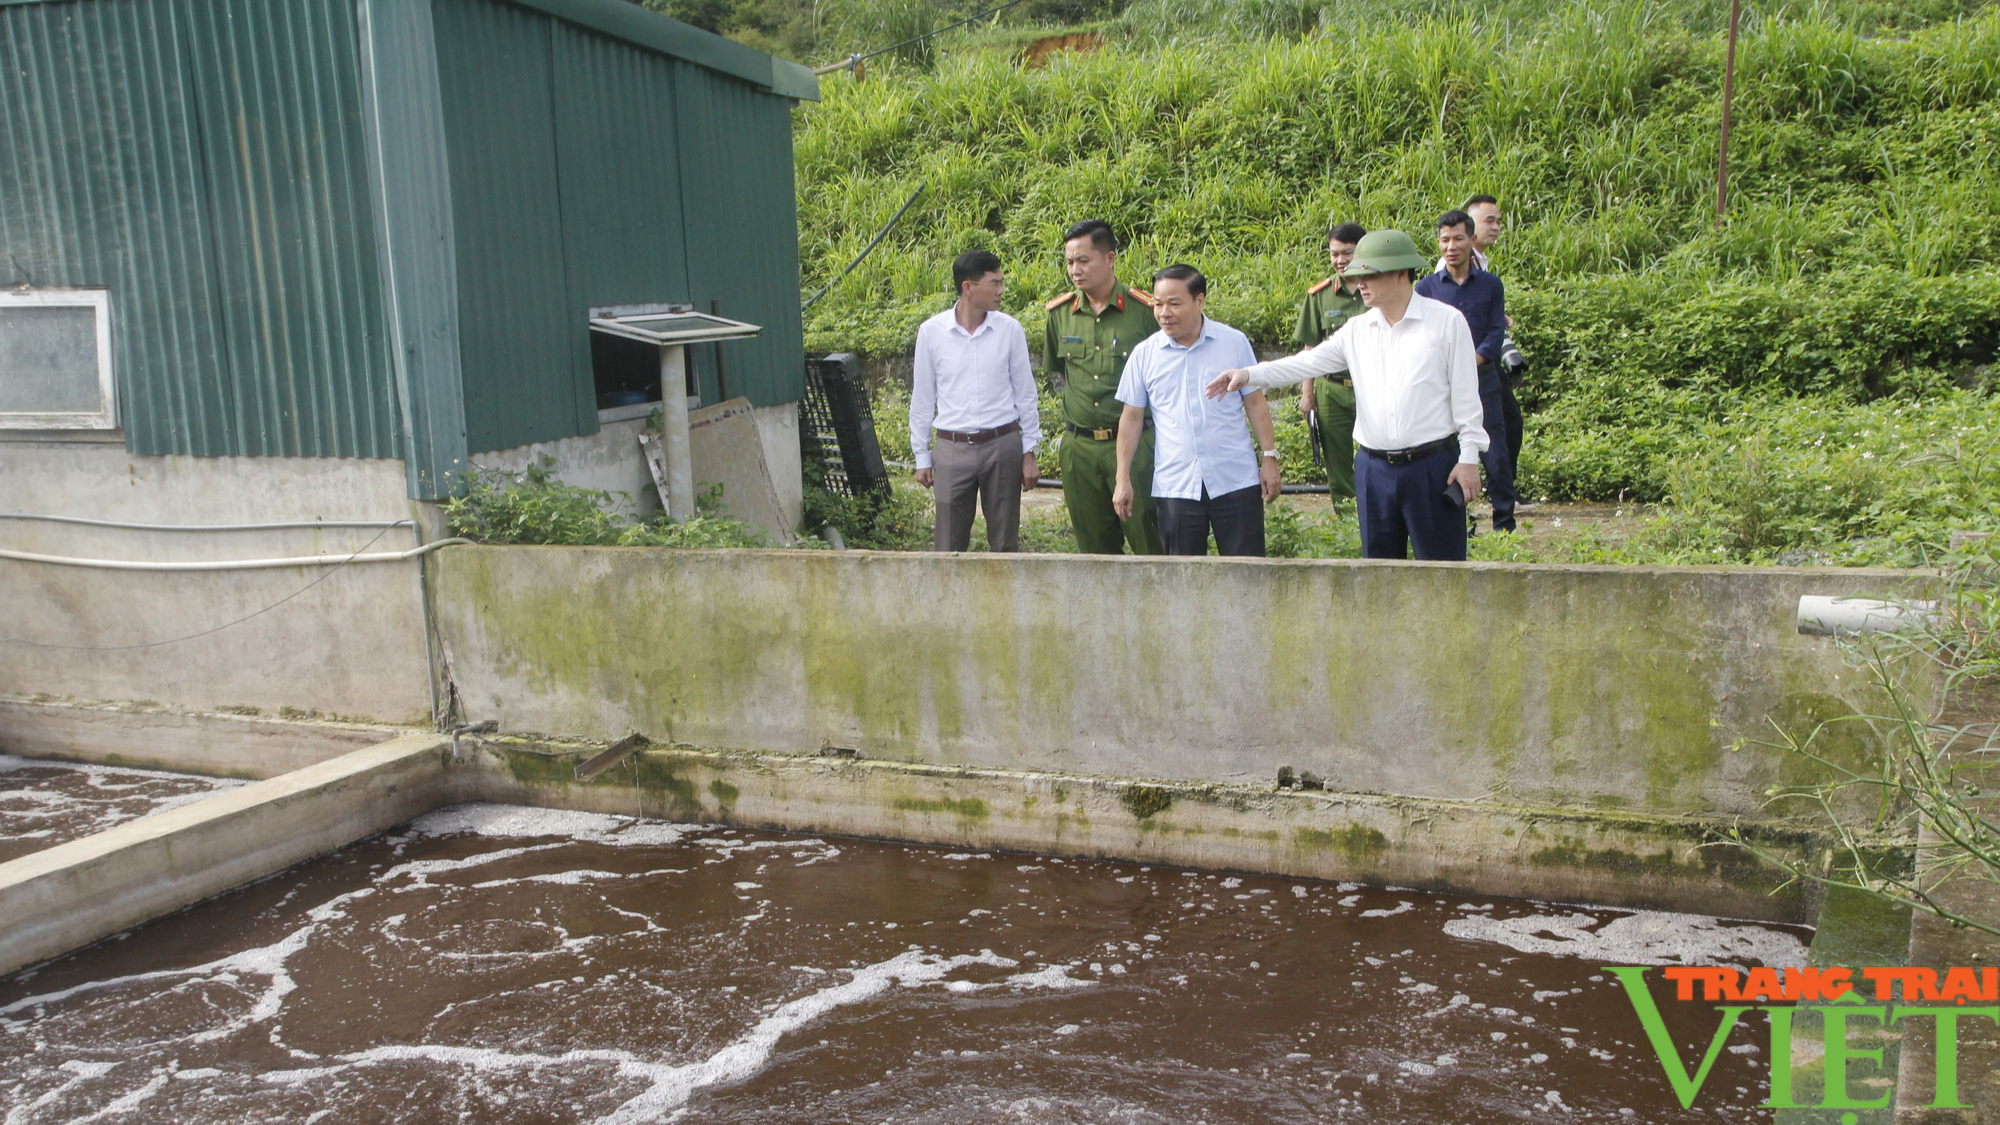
[1442,909,1807,967]
[408,804,698,848]
[1361,901,1414,918]
[310,948,1076,1124]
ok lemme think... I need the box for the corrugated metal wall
[0,0,398,458]
[432,0,805,455]
[673,60,803,413]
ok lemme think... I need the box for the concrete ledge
[0,697,416,779]
[0,732,453,977]
[471,739,1820,923]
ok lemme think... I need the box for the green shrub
[445,455,777,549]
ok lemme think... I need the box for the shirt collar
[947,304,994,337]
[1159,317,1214,350]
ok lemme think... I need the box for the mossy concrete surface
[431,546,1934,821]
[0,696,419,779]
[466,736,1817,923]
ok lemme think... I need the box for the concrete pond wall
[431,546,1930,823]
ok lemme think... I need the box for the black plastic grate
[800,353,889,498]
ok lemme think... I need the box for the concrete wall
[0,439,433,724]
[471,402,803,534]
[432,547,1929,822]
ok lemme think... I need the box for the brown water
[0,803,1808,1123]
[0,756,244,863]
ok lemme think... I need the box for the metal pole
[1716,0,1742,219]
[658,344,696,520]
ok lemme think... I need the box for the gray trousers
[931,430,1023,552]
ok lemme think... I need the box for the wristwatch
[1261,449,1280,461]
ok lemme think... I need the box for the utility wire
[801,180,927,311]
[0,524,415,651]
[813,0,1034,74]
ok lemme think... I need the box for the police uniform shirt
[1043,282,1158,434]
[1293,278,1367,350]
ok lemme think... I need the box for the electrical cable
[0,513,413,532]
[0,526,396,651]
[801,180,927,311]
[0,538,470,571]
[812,0,1033,74]
[0,530,472,652]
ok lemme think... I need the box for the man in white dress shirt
[1206,230,1487,561]
[909,249,1043,552]
[1111,265,1280,557]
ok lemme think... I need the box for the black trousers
[1478,384,1518,532]
[1355,445,1465,561]
[1157,484,1265,557]
[1500,379,1524,472]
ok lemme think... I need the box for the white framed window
[0,288,117,430]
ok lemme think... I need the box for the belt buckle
[1092,427,1112,441]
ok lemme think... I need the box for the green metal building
[0,0,818,498]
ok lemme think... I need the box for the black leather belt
[1065,419,1151,441]
[935,420,1020,445]
[1359,436,1457,465]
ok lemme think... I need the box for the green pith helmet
[1340,230,1430,278]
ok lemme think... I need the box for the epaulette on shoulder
[1307,277,1335,295]
[1126,287,1155,307]
[1045,291,1078,312]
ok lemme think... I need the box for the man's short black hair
[1326,222,1366,246]
[1436,209,1475,236]
[953,249,1003,294]
[1152,264,1206,297]
[1064,219,1116,253]
[1462,193,1498,210]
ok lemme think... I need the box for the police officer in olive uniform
[1292,222,1368,501]
[1043,219,1164,554]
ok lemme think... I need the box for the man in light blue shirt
[1111,265,1280,556]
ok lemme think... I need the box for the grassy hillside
[791,1,2000,562]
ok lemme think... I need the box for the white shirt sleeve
[909,321,938,471]
[1008,319,1040,453]
[1444,311,1490,464]
[1243,328,1349,389]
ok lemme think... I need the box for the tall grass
[794,1,2000,559]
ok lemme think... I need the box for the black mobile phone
[1444,480,1466,508]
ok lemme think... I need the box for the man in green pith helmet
[1042,219,1164,554]
[1292,221,1368,502]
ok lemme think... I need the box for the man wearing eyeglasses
[910,249,1043,552]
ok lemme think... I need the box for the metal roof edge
[769,57,820,102]
[500,0,798,95]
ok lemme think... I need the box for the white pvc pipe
[1797,595,1938,637]
[0,513,413,532]
[0,538,471,572]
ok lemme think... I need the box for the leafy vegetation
[445,455,782,549]
[787,0,2000,562]
[1734,535,2000,934]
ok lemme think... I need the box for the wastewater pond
[0,756,245,864]
[0,803,1807,1123]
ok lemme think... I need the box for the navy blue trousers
[1355,446,1467,561]
[1479,386,1518,532]
[1157,484,1265,557]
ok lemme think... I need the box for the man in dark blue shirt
[1416,210,1516,533]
